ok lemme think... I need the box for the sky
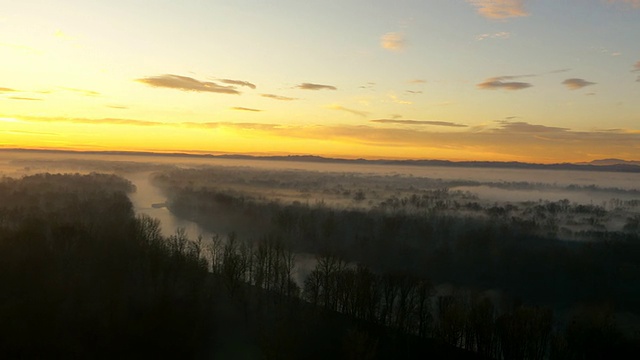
[1,0,640,163]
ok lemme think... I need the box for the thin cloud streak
[136,74,240,94]
[296,83,337,91]
[8,97,43,101]
[327,105,369,117]
[231,107,262,112]
[261,94,298,101]
[467,0,529,19]
[219,79,256,89]
[0,87,18,93]
[60,87,100,96]
[477,76,533,90]
[562,78,596,90]
[476,32,511,40]
[371,119,468,128]
[5,114,640,161]
[496,121,570,133]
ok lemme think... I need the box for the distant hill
[2,148,640,173]
[580,158,640,166]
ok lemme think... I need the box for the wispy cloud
[5,114,640,162]
[261,94,298,101]
[408,79,426,84]
[3,115,165,127]
[8,96,43,101]
[380,32,405,51]
[405,90,423,94]
[327,105,369,117]
[359,82,376,90]
[218,79,256,89]
[467,0,529,19]
[60,87,100,96]
[548,68,571,74]
[562,78,596,90]
[296,83,337,91]
[136,74,240,94]
[371,119,468,128]
[633,60,640,72]
[0,87,18,93]
[107,105,128,109]
[476,31,511,40]
[1,129,59,136]
[477,76,533,90]
[389,94,412,104]
[495,121,569,133]
[230,107,262,112]
[2,114,280,131]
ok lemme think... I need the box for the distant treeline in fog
[151,167,640,358]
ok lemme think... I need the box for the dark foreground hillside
[0,173,474,359]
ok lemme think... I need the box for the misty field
[1,150,639,358]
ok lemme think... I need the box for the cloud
[548,68,571,74]
[230,107,262,112]
[371,119,468,128]
[8,97,43,101]
[405,90,423,94]
[389,94,412,104]
[562,78,596,90]
[495,121,569,133]
[408,79,427,84]
[60,87,100,96]
[218,79,256,89]
[380,32,405,51]
[327,105,369,117]
[6,113,640,162]
[107,105,128,109]
[4,115,166,127]
[636,75,640,82]
[477,76,533,90]
[261,94,298,101]
[633,60,640,72]
[0,87,18,93]
[1,129,59,136]
[136,74,240,94]
[467,0,529,19]
[359,82,376,89]
[476,31,511,40]
[295,83,337,91]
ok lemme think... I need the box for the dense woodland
[1,168,639,358]
[152,167,640,358]
[0,173,472,359]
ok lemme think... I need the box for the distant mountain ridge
[2,148,640,173]
[579,158,640,166]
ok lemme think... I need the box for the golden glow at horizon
[1,1,640,162]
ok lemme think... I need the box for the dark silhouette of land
[1,160,639,358]
[3,147,640,173]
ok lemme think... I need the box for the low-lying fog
[2,150,639,238]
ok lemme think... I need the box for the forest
[1,157,640,358]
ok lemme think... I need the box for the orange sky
[2,1,640,163]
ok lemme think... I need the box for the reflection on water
[125,172,214,240]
